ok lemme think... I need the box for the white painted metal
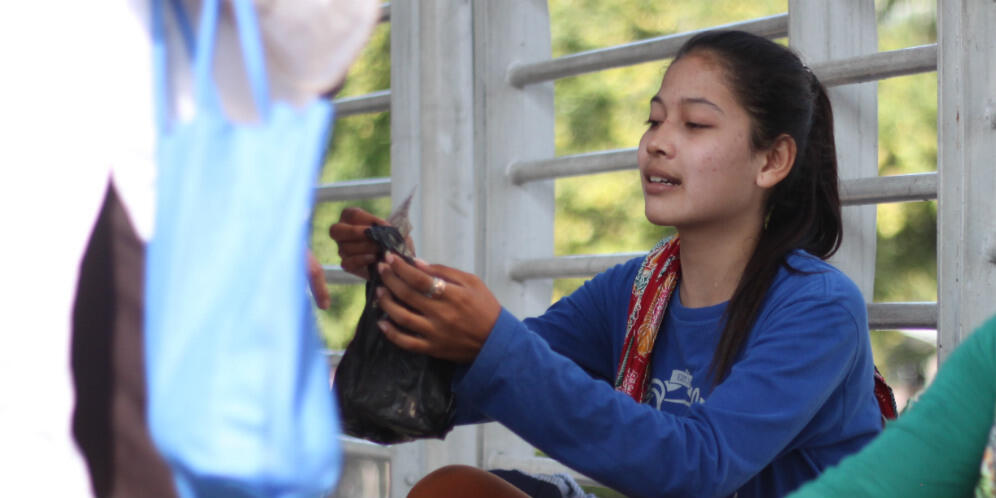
[512,151,937,207]
[508,18,933,92]
[332,90,391,118]
[867,302,937,330]
[314,177,390,203]
[936,0,996,361]
[509,252,645,280]
[341,437,394,460]
[790,0,879,301]
[326,350,344,369]
[508,14,789,87]
[473,0,556,472]
[814,44,937,87]
[394,4,476,273]
[510,252,940,302]
[381,1,480,496]
[839,173,937,205]
[510,148,637,184]
[321,266,363,285]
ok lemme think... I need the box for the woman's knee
[407,465,529,498]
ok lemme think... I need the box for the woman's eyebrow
[681,97,724,114]
[649,96,724,115]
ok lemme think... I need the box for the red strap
[614,236,681,402]
[874,366,898,424]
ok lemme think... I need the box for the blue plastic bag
[144,0,341,496]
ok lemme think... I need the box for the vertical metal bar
[473,0,555,468]
[936,0,996,362]
[387,1,479,496]
[789,0,879,302]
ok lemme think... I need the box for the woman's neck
[677,220,761,309]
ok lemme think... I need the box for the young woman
[330,30,882,498]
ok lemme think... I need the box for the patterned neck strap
[614,235,681,402]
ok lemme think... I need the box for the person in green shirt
[789,315,996,497]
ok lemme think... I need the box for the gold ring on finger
[425,277,446,299]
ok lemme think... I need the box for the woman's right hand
[328,207,388,280]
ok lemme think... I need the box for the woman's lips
[644,174,681,194]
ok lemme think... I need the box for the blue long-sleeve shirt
[452,250,882,498]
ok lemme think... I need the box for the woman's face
[637,52,769,232]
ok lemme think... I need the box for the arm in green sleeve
[789,317,996,498]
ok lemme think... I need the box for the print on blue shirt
[647,369,707,409]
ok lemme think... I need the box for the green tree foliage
[312,2,940,398]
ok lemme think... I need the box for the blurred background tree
[311,0,938,407]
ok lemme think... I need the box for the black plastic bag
[333,224,456,444]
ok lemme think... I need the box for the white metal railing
[501,42,939,335]
[326,350,344,369]
[814,44,937,87]
[505,256,938,330]
[511,149,937,204]
[315,177,390,203]
[839,173,937,206]
[322,267,362,285]
[499,182,939,334]
[319,35,941,323]
[502,249,938,328]
[320,25,948,299]
[333,90,391,118]
[867,302,937,330]
[509,148,635,184]
[324,37,940,299]
[508,42,937,183]
[508,252,645,281]
[508,14,789,87]
[341,437,393,460]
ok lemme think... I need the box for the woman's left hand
[307,250,331,309]
[375,252,501,364]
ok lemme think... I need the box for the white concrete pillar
[936,0,996,361]
[789,0,879,301]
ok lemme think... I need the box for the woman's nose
[644,124,675,158]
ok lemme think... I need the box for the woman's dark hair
[673,30,842,385]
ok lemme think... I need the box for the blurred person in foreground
[0,1,378,496]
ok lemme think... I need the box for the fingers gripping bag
[333,195,456,444]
